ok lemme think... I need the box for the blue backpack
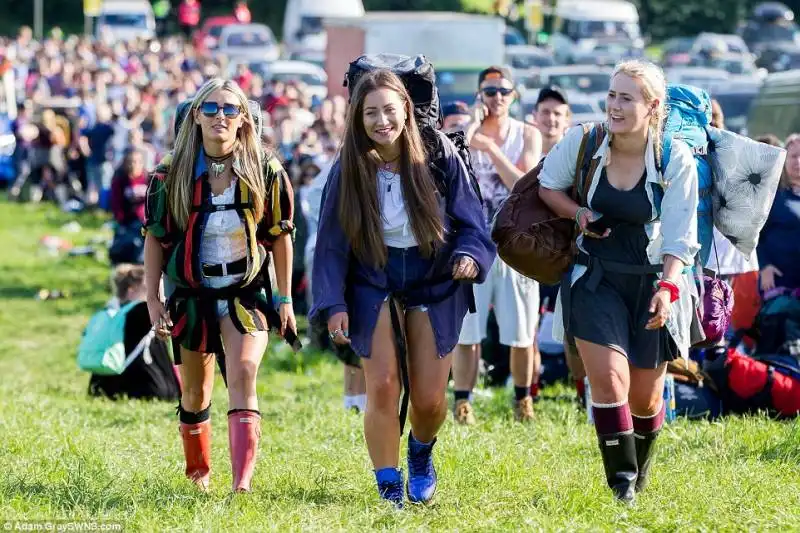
[653,84,715,267]
[77,301,154,375]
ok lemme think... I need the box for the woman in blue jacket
[310,69,495,508]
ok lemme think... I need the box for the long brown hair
[338,69,444,268]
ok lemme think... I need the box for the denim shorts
[384,246,432,312]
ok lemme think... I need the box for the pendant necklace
[206,152,234,179]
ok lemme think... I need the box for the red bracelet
[655,280,680,303]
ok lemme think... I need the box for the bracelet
[654,279,680,303]
[575,207,590,227]
[277,295,292,305]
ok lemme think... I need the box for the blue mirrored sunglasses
[200,101,242,118]
[481,87,514,97]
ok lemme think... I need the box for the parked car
[524,66,613,97]
[746,69,800,139]
[661,37,696,67]
[226,60,328,101]
[664,67,730,91]
[710,81,761,134]
[505,45,555,79]
[95,0,156,44]
[572,39,641,66]
[192,16,238,55]
[214,24,280,62]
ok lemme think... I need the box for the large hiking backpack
[78,301,155,376]
[343,53,482,204]
[655,84,715,266]
[704,348,800,418]
[656,85,785,265]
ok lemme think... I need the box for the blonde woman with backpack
[538,60,700,503]
[143,78,297,493]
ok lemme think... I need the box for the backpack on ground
[78,301,154,376]
[490,123,606,285]
[343,53,482,204]
[703,348,800,418]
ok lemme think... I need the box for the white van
[282,0,365,56]
[548,0,643,64]
[95,0,156,44]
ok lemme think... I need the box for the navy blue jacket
[758,187,800,290]
[309,133,496,357]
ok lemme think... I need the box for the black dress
[569,169,678,369]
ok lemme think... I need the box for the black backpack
[344,53,483,205]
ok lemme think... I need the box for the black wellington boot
[597,431,638,504]
[634,430,660,493]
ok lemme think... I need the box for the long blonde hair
[166,78,265,230]
[610,60,668,166]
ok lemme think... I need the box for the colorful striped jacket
[144,147,294,355]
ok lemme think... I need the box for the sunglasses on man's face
[200,101,242,118]
[481,87,514,98]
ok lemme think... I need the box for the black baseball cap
[478,65,514,87]
[442,101,470,118]
[535,86,569,107]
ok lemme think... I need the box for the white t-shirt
[706,227,759,275]
[378,169,417,249]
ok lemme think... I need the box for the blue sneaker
[406,433,437,503]
[375,467,404,509]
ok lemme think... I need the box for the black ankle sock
[228,408,261,417]
[177,403,211,424]
[514,386,529,401]
[454,390,470,402]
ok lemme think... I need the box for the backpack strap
[574,123,606,207]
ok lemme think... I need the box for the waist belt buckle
[221,262,228,276]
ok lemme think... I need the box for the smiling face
[362,87,406,148]
[479,76,515,118]
[535,98,570,140]
[606,73,655,135]
[193,88,244,144]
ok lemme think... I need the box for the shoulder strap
[574,123,606,207]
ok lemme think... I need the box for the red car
[193,16,238,55]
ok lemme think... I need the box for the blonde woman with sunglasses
[143,78,297,493]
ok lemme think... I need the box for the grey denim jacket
[539,124,702,358]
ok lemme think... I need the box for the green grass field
[1,200,799,532]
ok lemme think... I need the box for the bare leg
[406,310,452,443]
[220,316,269,410]
[361,302,402,469]
[452,343,480,392]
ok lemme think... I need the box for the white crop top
[200,177,248,268]
[377,169,418,249]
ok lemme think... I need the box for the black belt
[201,257,247,277]
[562,252,663,344]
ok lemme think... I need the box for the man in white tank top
[453,66,543,424]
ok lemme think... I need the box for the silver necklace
[206,152,234,179]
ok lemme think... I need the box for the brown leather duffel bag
[491,123,606,285]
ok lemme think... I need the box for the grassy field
[1,200,799,532]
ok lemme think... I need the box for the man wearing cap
[442,101,472,134]
[453,66,542,424]
[531,86,587,404]
[534,86,571,157]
